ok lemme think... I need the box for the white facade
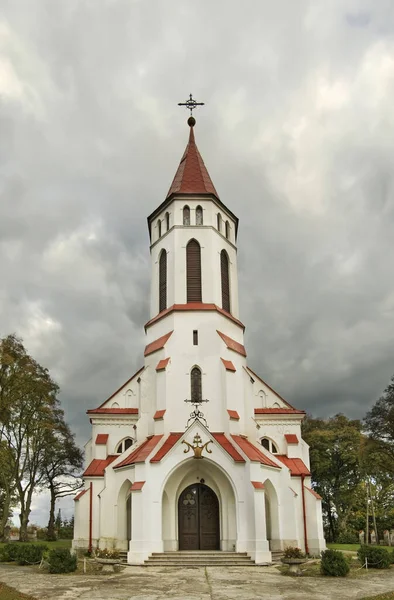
[73,121,325,564]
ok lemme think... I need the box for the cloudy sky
[1,0,394,523]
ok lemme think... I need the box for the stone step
[144,551,255,567]
[144,561,258,567]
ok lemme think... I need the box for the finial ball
[187,116,196,127]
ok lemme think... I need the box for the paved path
[1,563,394,599]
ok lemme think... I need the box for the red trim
[285,434,299,444]
[246,367,295,409]
[302,474,309,555]
[227,409,240,420]
[221,358,236,372]
[145,304,245,331]
[251,481,264,489]
[95,434,109,445]
[88,482,93,553]
[150,433,183,462]
[217,330,247,357]
[115,435,163,468]
[144,331,173,356]
[96,366,144,408]
[211,433,245,462]
[74,488,88,501]
[254,408,305,415]
[87,408,139,415]
[305,486,322,500]
[156,357,170,371]
[131,481,145,491]
[275,455,310,476]
[230,435,280,468]
[153,409,166,420]
[83,455,118,477]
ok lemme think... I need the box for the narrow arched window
[191,366,202,402]
[221,250,230,313]
[158,220,162,238]
[225,220,230,240]
[196,205,203,225]
[186,239,202,302]
[183,206,190,226]
[260,438,278,454]
[159,250,167,312]
[217,213,222,231]
[165,212,170,231]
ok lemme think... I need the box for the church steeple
[166,117,219,200]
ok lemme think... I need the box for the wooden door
[178,484,220,550]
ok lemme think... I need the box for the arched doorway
[178,483,220,550]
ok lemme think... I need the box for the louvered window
[191,366,202,402]
[183,206,190,226]
[225,220,230,240]
[196,205,203,225]
[221,250,230,313]
[186,239,202,302]
[159,250,167,312]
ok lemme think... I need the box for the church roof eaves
[254,408,305,416]
[83,455,118,477]
[245,366,296,409]
[275,455,310,477]
[217,330,247,357]
[145,304,245,332]
[212,433,245,462]
[150,432,183,462]
[144,331,173,356]
[95,366,144,409]
[114,435,163,469]
[230,435,280,468]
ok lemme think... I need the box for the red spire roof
[166,124,219,199]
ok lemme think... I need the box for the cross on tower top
[178,94,205,117]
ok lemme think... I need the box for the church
[73,105,325,565]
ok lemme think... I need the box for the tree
[302,414,364,541]
[0,334,61,541]
[365,375,394,465]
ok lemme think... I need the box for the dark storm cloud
[1,0,394,521]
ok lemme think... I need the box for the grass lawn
[0,583,35,600]
[328,543,393,552]
[0,539,71,550]
[361,594,394,600]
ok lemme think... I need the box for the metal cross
[178,94,205,115]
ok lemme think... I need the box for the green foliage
[0,543,47,565]
[320,549,350,577]
[0,543,21,562]
[357,545,391,569]
[337,531,359,544]
[283,546,305,559]
[95,547,120,559]
[48,548,77,573]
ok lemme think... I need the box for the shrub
[391,549,394,564]
[357,545,391,569]
[337,531,359,544]
[0,543,20,562]
[16,544,48,565]
[320,549,350,577]
[48,548,77,574]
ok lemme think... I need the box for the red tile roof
[144,331,173,357]
[275,455,310,476]
[251,481,265,489]
[221,358,236,372]
[156,357,170,371]
[245,367,295,409]
[87,408,139,415]
[95,434,109,445]
[130,481,145,491]
[97,366,144,408]
[305,486,322,500]
[74,489,89,501]
[254,408,305,415]
[115,435,163,468]
[230,435,280,468]
[145,304,245,331]
[166,125,219,199]
[212,433,246,462]
[217,331,247,357]
[150,433,183,462]
[285,434,299,444]
[227,409,240,420]
[83,455,117,477]
[153,409,166,420]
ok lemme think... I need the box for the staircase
[143,551,256,566]
[271,551,284,565]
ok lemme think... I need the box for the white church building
[73,113,325,564]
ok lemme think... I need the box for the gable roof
[275,455,310,476]
[245,366,296,409]
[150,433,183,462]
[83,455,118,477]
[230,435,280,468]
[212,433,245,462]
[96,366,144,409]
[114,435,163,469]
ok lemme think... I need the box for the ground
[1,563,394,600]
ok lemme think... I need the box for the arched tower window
[116,437,134,454]
[191,366,202,402]
[165,212,170,231]
[158,220,162,238]
[220,250,230,313]
[260,438,278,454]
[217,213,222,231]
[186,239,202,302]
[159,250,167,312]
[225,220,230,240]
[196,205,203,225]
[183,206,190,226]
